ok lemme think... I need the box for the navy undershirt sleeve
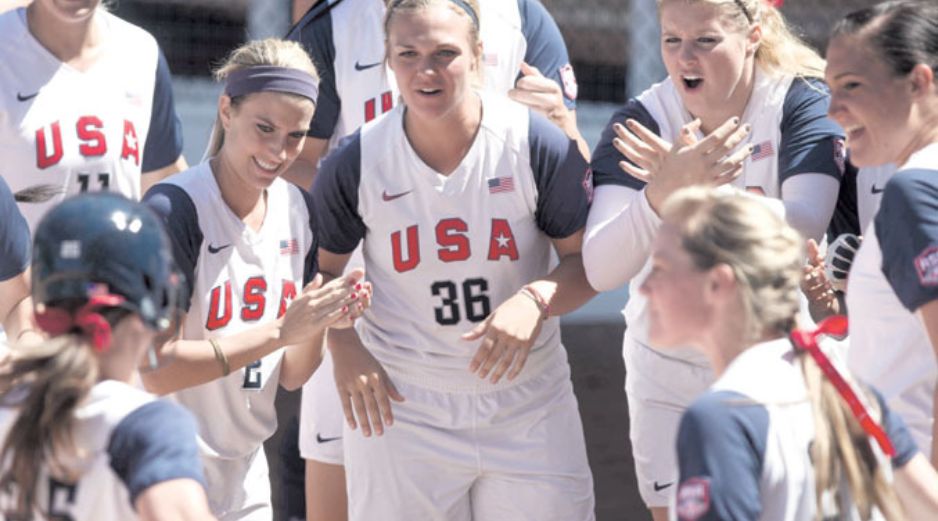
[589,99,659,190]
[528,111,590,238]
[828,159,861,240]
[310,132,365,254]
[777,78,845,186]
[287,6,339,140]
[518,0,576,109]
[299,188,320,285]
[0,176,30,281]
[675,390,767,521]
[143,184,203,312]
[868,386,919,468]
[108,400,206,506]
[875,168,938,312]
[141,49,184,173]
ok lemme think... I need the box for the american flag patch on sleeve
[280,239,299,256]
[488,176,514,194]
[751,140,774,162]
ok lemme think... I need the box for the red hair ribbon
[765,0,783,7]
[789,315,895,457]
[34,294,126,353]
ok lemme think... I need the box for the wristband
[209,337,230,376]
[519,285,550,319]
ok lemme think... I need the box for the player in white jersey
[284,1,585,518]
[0,176,33,341]
[312,2,595,519]
[641,187,938,521]
[141,39,370,521]
[0,192,215,521]
[582,0,847,517]
[0,0,186,232]
[825,1,938,468]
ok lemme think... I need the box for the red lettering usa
[391,218,519,273]
[34,118,140,169]
[206,278,298,330]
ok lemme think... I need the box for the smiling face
[825,34,916,167]
[658,0,760,127]
[385,3,482,123]
[640,223,715,349]
[217,91,315,190]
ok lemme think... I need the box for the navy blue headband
[225,66,320,101]
[389,0,479,29]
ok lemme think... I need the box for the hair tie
[34,294,126,353]
[225,66,320,102]
[789,315,895,457]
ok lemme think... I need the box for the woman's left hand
[462,291,545,384]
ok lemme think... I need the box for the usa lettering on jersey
[35,117,140,169]
[390,218,519,273]
[206,278,298,330]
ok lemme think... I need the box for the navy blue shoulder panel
[298,186,320,285]
[0,176,29,281]
[286,5,338,140]
[141,48,184,173]
[518,0,576,109]
[311,131,365,254]
[676,390,768,521]
[142,183,202,312]
[108,400,206,505]
[590,99,658,190]
[875,168,938,311]
[828,159,861,240]
[528,111,590,238]
[778,77,844,186]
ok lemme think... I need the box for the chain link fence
[108,0,885,97]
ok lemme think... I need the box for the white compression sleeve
[780,173,841,243]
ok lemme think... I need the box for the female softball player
[582,1,848,517]
[0,175,32,341]
[285,1,585,518]
[311,1,596,519]
[825,0,938,468]
[141,39,369,520]
[0,192,215,521]
[643,187,938,520]
[0,0,186,231]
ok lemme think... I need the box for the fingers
[696,117,744,154]
[618,160,652,182]
[519,61,541,77]
[339,388,357,430]
[304,273,323,291]
[461,317,489,341]
[806,239,823,266]
[468,333,494,373]
[679,118,702,146]
[624,119,670,152]
[476,336,505,380]
[507,345,531,381]
[489,346,518,384]
[508,88,558,114]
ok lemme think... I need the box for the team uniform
[0,381,205,521]
[143,163,319,520]
[586,70,845,506]
[287,0,578,468]
[0,7,183,232]
[673,338,917,521]
[847,143,938,460]
[312,93,594,520]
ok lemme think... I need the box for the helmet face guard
[31,192,180,332]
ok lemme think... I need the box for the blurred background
[0,0,885,518]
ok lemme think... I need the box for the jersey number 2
[243,360,263,390]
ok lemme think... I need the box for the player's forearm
[553,109,590,162]
[583,185,660,291]
[281,156,318,192]
[142,321,283,395]
[279,330,327,391]
[525,253,596,317]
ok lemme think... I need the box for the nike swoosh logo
[653,481,673,492]
[17,92,38,102]
[316,433,341,443]
[354,60,382,71]
[208,244,231,254]
[871,184,885,194]
[382,189,412,202]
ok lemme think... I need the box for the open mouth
[417,87,442,96]
[682,76,703,90]
[253,157,281,174]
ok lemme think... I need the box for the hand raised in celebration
[463,289,546,384]
[802,239,839,321]
[508,62,569,127]
[613,116,752,213]
[276,269,364,346]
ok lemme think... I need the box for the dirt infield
[266,321,650,521]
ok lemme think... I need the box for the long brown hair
[0,307,126,517]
